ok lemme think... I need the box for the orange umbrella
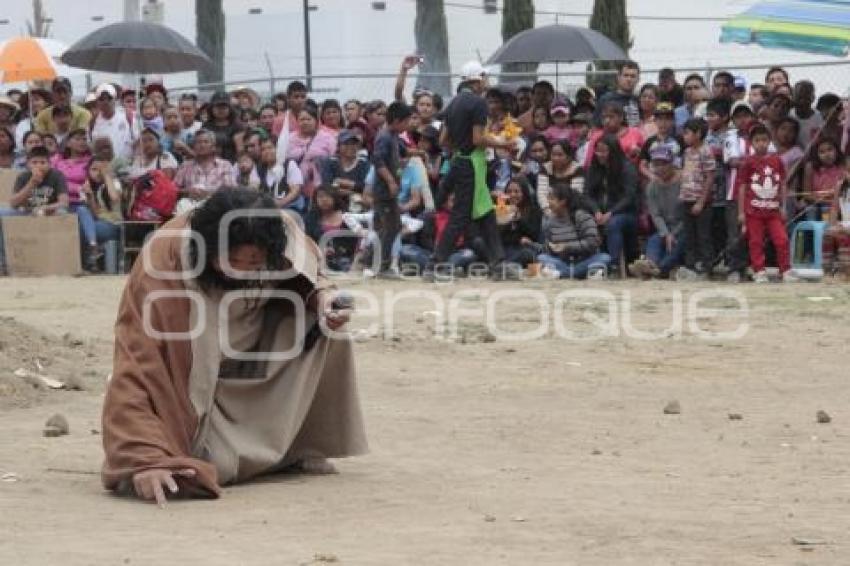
[0,37,57,83]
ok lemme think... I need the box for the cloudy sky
[1,0,847,99]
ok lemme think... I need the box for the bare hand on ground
[132,468,196,507]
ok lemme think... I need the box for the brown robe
[102,212,367,497]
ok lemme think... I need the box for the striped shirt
[542,209,601,260]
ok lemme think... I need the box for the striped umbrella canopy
[720,0,850,56]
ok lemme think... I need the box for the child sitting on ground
[396,193,477,274]
[630,146,684,279]
[537,184,611,280]
[305,185,360,273]
[737,123,796,283]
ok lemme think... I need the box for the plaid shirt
[174,157,236,194]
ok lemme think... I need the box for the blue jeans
[95,220,120,243]
[603,213,638,266]
[399,244,476,272]
[537,252,612,279]
[645,233,686,274]
[70,203,97,247]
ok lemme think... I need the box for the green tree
[501,0,536,85]
[196,0,225,89]
[587,0,633,93]
[414,0,451,97]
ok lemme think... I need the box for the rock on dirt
[728,413,743,421]
[816,410,832,424]
[43,414,69,437]
[663,401,681,415]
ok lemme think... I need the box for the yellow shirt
[34,104,92,135]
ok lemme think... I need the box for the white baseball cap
[460,60,488,82]
[95,83,117,99]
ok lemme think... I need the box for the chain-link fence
[164,59,850,104]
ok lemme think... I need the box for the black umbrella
[60,21,211,74]
[486,24,627,65]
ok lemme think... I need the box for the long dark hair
[549,182,584,225]
[313,184,346,213]
[61,129,90,159]
[320,99,342,125]
[189,188,288,291]
[86,158,113,211]
[587,134,627,201]
[810,137,845,171]
[0,128,16,155]
[507,175,535,215]
[550,139,576,164]
[639,83,658,121]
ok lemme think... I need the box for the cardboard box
[0,169,18,206]
[2,214,82,276]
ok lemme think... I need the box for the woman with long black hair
[584,134,640,275]
[498,176,543,267]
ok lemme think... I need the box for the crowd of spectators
[0,59,848,281]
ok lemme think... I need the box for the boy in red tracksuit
[736,123,796,283]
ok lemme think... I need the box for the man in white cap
[90,83,138,162]
[425,61,518,281]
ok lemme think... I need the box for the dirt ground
[0,274,848,565]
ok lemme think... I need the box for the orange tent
[0,37,57,83]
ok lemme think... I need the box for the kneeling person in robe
[102,188,368,505]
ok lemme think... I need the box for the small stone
[312,553,339,563]
[483,514,496,522]
[90,429,100,435]
[63,374,86,391]
[591,449,603,456]
[44,414,69,436]
[728,413,743,421]
[480,331,497,343]
[791,536,828,546]
[62,333,84,348]
[511,516,527,522]
[816,410,832,424]
[663,401,681,415]
[43,426,63,438]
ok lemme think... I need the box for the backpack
[128,168,178,221]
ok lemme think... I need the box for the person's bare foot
[298,457,338,475]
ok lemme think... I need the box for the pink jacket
[287,128,337,199]
[51,154,91,204]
